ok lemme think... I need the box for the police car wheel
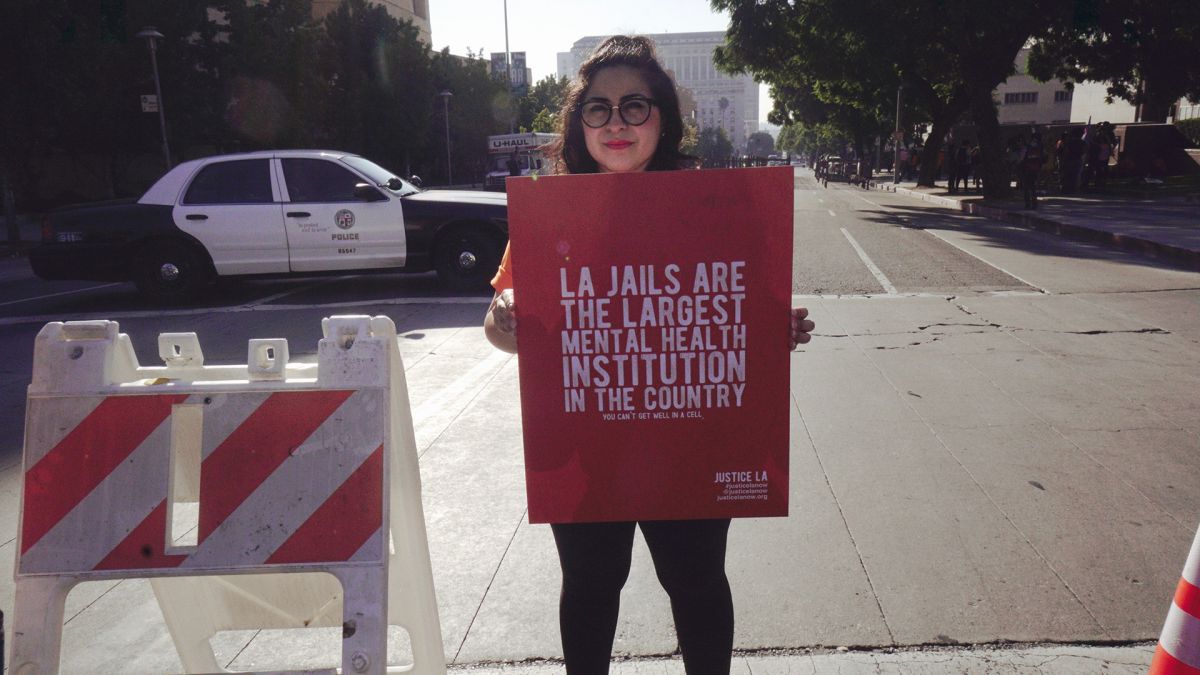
[434,225,500,292]
[135,240,208,302]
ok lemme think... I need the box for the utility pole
[504,0,513,133]
[439,91,453,186]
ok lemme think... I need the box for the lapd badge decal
[335,209,355,230]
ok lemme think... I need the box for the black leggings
[550,518,734,675]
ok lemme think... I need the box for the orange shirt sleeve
[491,242,513,292]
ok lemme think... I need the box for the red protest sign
[507,167,793,524]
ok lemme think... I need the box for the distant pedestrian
[946,141,959,194]
[1060,128,1085,194]
[1093,131,1113,191]
[956,142,972,193]
[1007,136,1025,191]
[970,144,982,190]
[1020,132,1044,209]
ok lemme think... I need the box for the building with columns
[558,32,759,152]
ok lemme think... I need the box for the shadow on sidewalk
[853,198,1198,274]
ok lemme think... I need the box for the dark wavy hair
[544,35,694,174]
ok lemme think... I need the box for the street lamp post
[503,0,513,133]
[893,84,902,184]
[136,27,171,171]
[439,90,453,186]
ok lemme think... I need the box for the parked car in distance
[31,150,508,300]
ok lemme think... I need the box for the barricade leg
[150,576,228,674]
[337,566,388,675]
[9,576,74,675]
[152,573,349,673]
[386,353,446,673]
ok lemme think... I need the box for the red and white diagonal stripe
[1152,527,1200,674]
[19,389,385,576]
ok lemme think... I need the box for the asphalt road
[1,168,1198,671]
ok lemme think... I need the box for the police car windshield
[341,156,418,195]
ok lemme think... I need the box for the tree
[219,0,328,150]
[680,118,700,156]
[321,0,434,176]
[530,108,559,133]
[746,131,774,157]
[1029,0,1200,123]
[430,48,508,184]
[776,122,848,160]
[713,0,1069,197]
[516,75,569,133]
[696,127,734,165]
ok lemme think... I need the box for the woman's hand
[483,289,518,353]
[790,307,815,350]
[492,289,517,334]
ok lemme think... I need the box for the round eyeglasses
[580,97,656,128]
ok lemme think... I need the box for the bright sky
[428,0,771,123]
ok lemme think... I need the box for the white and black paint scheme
[32,150,509,300]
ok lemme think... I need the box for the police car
[31,150,508,299]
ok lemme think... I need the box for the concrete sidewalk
[871,176,1200,267]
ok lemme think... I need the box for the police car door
[279,157,405,272]
[174,158,289,274]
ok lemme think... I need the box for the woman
[483,35,814,674]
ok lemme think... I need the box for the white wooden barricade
[10,315,444,674]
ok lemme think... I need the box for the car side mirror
[386,177,405,191]
[408,175,423,188]
[353,183,386,202]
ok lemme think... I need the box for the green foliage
[680,119,700,156]
[776,123,847,158]
[321,0,433,174]
[696,127,734,162]
[530,108,559,133]
[713,0,1066,194]
[1029,0,1200,123]
[746,131,774,157]
[517,75,570,133]
[1177,118,1200,146]
[0,0,517,203]
[219,0,327,150]
[430,48,509,183]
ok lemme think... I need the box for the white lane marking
[841,228,898,295]
[851,192,886,208]
[0,283,124,308]
[239,275,361,307]
[0,295,491,327]
[852,188,1049,291]
[921,228,1048,294]
[828,209,837,217]
[817,198,825,204]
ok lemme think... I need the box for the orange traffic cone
[1151,526,1200,674]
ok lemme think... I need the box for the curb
[877,184,1200,270]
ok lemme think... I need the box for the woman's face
[581,65,662,173]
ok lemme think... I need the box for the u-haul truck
[486,132,559,190]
